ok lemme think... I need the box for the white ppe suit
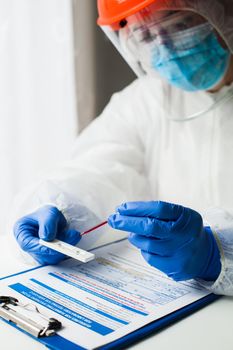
[10,76,233,296]
[9,0,233,297]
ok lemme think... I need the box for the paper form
[0,239,210,349]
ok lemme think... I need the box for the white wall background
[0,0,78,234]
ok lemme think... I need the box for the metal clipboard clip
[0,296,62,338]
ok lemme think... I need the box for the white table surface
[0,235,232,350]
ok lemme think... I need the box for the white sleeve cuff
[197,207,233,296]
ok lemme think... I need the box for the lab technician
[12,0,233,296]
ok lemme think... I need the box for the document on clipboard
[0,239,218,350]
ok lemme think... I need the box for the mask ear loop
[161,53,233,122]
[163,83,233,123]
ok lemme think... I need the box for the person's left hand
[108,201,221,282]
[14,205,81,265]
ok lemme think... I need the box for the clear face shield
[100,4,233,121]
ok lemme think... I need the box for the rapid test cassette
[39,239,95,263]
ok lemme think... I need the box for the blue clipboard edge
[99,293,221,350]
[0,291,220,350]
[0,265,43,281]
[0,316,86,350]
[0,238,128,282]
[0,264,221,350]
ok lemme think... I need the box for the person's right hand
[14,205,81,265]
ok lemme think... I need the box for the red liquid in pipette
[80,221,108,236]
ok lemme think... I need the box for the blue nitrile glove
[14,205,81,265]
[108,201,221,282]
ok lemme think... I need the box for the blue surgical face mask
[151,23,230,92]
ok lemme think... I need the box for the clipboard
[0,266,220,350]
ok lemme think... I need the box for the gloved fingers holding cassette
[14,205,81,265]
